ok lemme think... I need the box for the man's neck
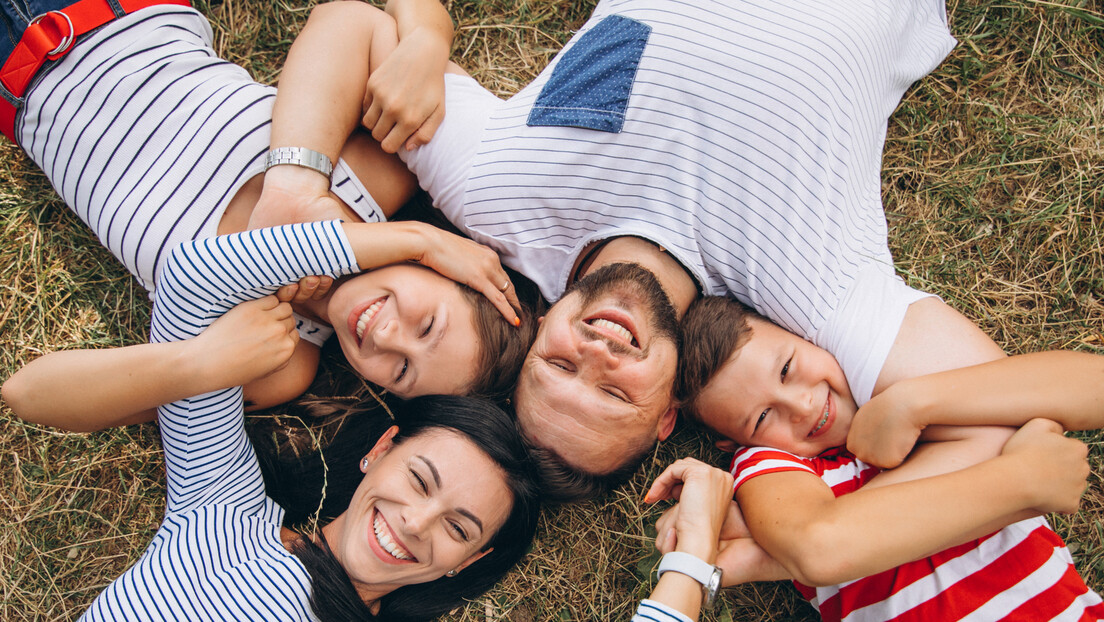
[575,236,699,318]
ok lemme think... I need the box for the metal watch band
[264,147,333,179]
[656,551,723,609]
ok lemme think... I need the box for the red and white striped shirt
[731,447,1104,621]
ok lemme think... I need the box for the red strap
[0,0,191,141]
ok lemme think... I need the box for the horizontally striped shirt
[730,447,1104,621]
[18,5,383,347]
[79,221,359,621]
[406,0,953,403]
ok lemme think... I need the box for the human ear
[656,404,678,441]
[714,438,741,453]
[363,425,400,470]
[451,547,494,575]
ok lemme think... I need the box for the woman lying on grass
[637,295,1104,621]
[2,0,538,425]
[5,222,541,621]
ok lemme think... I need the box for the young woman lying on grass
[638,295,1104,621]
[6,222,541,621]
[2,0,538,424]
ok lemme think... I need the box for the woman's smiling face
[326,265,481,398]
[324,427,512,599]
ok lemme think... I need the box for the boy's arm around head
[2,296,299,432]
[850,350,1104,468]
[735,418,1090,587]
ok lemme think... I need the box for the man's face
[514,263,680,474]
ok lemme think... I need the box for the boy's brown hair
[676,296,763,423]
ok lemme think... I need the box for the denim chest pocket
[527,14,651,133]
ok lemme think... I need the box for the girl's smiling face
[695,317,858,457]
[323,427,512,600]
[326,265,481,398]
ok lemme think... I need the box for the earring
[446,570,457,577]
[361,457,370,470]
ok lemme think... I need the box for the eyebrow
[416,455,484,534]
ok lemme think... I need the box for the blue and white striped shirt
[79,221,359,621]
[19,6,383,345]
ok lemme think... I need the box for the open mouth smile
[352,296,388,345]
[372,509,415,563]
[808,395,832,438]
[584,316,639,348]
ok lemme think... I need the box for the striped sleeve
[150,220,358,513]
[630,599,694,622]
[729,446,815,490]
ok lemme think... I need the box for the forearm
[385,0,452,49]
[894,351,1104,431]
[2,342,216,431]
[272,2,387,160]
[741,454,1041,586]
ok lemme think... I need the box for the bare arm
[736,419,1089,587]
[2,296,298,432]
[850,350,1104,467]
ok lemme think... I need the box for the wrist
[261,160,332,197]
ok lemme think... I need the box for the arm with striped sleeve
[150,220,359,514]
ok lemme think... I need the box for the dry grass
[1,0,1102,620]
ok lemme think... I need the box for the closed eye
[421,316,435,338]
[411,469,427,493]
[396,359,409,384]
[450,521,470,541]
[780,356,791,382]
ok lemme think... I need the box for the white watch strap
[656,551,714,585]
[264,147,334,179]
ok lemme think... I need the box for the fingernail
[513,317,521,327]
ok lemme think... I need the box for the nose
[578,335,620,370]
[402,502,435,539]
[374,318,402,351]
[781,385,815,423]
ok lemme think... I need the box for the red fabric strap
[0,0,191,141]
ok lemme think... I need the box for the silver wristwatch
[264,147,333,179]
[657,551,723,610]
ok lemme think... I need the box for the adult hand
[655,497,788,585]
[362,28,448,153]
[1001,418,1089,515]
[247,165,348,231]
[186,296,300,389]
[413,223,522,325]
[645,457,734,561]
[847,384,924,468]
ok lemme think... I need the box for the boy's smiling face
[695,317,858,457]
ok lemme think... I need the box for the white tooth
[373,514,412,561]
[591,318,633,343]
[356,299,386,340]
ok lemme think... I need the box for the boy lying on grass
[648,296,1104,621]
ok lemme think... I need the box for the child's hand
[715,536,792,585]
[1001,418,1089,515]
[186,296,300,389]
[645,458,734,561]
[275,276,334,304]
[847,386,925,468]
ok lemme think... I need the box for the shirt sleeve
[729,446,816,492]
[150,220,359,513]
[630,599,694,622]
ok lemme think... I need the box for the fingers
[484,278,521,327]
[404,108,445,151]
[644,457,707,503]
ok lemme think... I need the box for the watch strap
[264,147,334,179]
[657,551,723,609]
